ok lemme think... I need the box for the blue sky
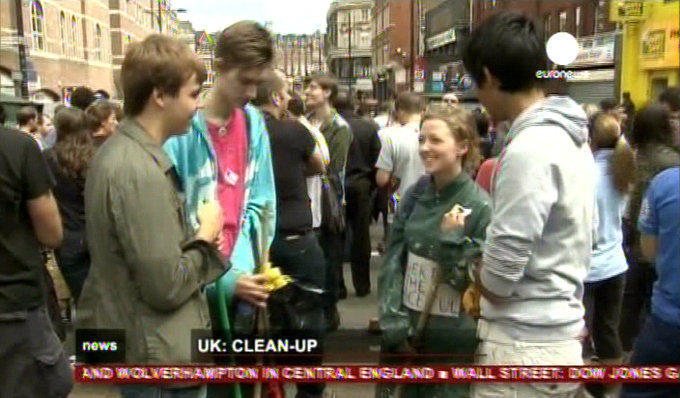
[172,0,334,34]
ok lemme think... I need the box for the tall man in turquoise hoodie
[164,22,276,387]
[462,12,595,398]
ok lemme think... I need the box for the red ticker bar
[75,365,680,384]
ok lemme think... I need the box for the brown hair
[422,107,482,172]
[53,107,94,181]
[591,112,636,193]
[121,34,207,116]
[395,92,423,114]
[86,101,116,131]
[215,21,273,70]
[17,106,38,126]
[305,73,339,103]
[252,69,286,107]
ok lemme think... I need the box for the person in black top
[45,107,95,300]
[334,92,381,297]
[0,125,73,397]
[253,69,326,398]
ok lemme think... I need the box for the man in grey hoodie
[463,12,595,397]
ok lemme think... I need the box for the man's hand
[462,284,481,318]
[235,274,270,308]
[441,204,470,233]
[196,201,222,243]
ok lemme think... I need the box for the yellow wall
[620,0,680,107]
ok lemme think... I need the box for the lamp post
[14,0,29,98]
[348,10,353,94]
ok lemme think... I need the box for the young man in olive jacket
[77,35,225,398]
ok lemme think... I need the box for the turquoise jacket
[164,104,277,303]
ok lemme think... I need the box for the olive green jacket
[77,119,226,364]
[378,173,491,349]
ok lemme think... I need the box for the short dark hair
[215,21,273,70]
[631,104,674,148]
[86,101,116,130]
[333,91,354,113]
[473,108,490,138]
[659,86,680,112]
[17,106,38,126]
[395,92,423,114]
[252,69,286,107]
[305,73,339,103]
[287,93,305,117]
[600,98,619,112]
[121,34,206,116]
[70,86,96,110]
[463,11,547,93]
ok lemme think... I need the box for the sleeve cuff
[480,266,516,298]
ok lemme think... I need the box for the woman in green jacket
[378,107,492,398]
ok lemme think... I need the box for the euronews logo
[538,32,579,80]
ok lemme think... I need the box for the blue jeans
[120,384,206,398]
[621,314,680,398]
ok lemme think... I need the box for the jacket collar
[118,118,173,172]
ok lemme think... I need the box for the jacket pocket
[140,298,210,364]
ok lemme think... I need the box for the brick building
[472,0,619,104]
[372,0,413,99]
[472,0,616,39]
[0,0,183,106]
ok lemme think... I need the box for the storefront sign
[432,71,446,82]
[426,28,456,51]
[566,69,616,82]
[570,34,615,67]
[610,1,648,22]
[642,29,666,56]
[356,78,373,91]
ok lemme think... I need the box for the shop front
[615,0,680,107]
[566,32,618,105]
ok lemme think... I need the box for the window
[94,24,102,61]
[575,6,582,37]
[71,16,78,58]
[559,10,567,32]
[362,9,369,21]
[60,12,67,55]
[30,1,45,51]
[543,14,552,41]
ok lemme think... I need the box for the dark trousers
[0,306,73,398]
[345,178,372,295]
[621,314,680,398]
[619,259,655,351]
[271,232,326,398]
[54,231,90,302]
[583,272,626,360]
[316,228,344,312]
[620,221,656,351]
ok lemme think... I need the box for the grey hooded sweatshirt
[480,96,595,341]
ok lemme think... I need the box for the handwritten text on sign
[403,252,461,317]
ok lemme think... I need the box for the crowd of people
[0,10,679,398]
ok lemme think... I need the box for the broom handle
[393,265,443,398]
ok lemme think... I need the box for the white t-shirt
[375,122,426,199]
[298,116,330,228]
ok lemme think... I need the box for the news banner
[74,331,680,385]
[75,366,680,384]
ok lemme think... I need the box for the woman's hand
[462,284,481,318]
[441,204,471,233]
